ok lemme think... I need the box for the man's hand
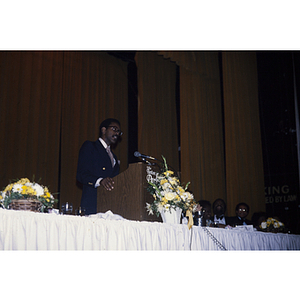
[100,177,115,191]
[194,204,203,212]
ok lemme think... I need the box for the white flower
[180,192,193,202]
[162,182,171,190]
[146,203,153,215]
[12,184,23,193]
[261,221,267,229]
[165,192,176,201]
[157,202,170,211]
[168,179,177,186]
[32,183,44,197]
[274,222,279,228]
[164,204,170,210]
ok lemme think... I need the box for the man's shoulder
[81,139,101,147]
[245,219,253,225]
[80,140,104,152]
[226,216,238,224]
[227,216,238,221]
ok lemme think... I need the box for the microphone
[134,151,156,160]
[134,151,178,176]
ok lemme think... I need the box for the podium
[97,162,161,222]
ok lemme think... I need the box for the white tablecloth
[1,208,300,250]
[191,226,300,250]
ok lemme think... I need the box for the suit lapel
[95,139,118,168]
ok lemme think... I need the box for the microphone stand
[139,156,178,175]
[134,152,180,178]
[140,157,156,166]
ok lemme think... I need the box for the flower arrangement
[0,178,58,212]
[260,217,285,233]
[146,156,196,218]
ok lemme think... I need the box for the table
[1,208,300,250]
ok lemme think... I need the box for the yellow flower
[163,170,174,176]
[4,184,13,192]
[161,197,168,205]
[177,186,185,193]
[169,179,177,186]
[187,192,193,200]
[21,186,36,195]
[160,179,168,185]
[17,178,30,185]
[174,195,180,202]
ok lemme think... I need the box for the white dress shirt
[214,214,226,225]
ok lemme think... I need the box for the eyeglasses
[107,126,123,136]
[238,208,248,212]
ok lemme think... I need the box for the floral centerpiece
[0,178,58,212]
[146,156,196,228]
[260,217,286,233]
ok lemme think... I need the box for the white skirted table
[1,208,300,250]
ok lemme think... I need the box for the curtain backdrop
[176,52,226,205]
[60,51,128,210]
[0,51,63,195]
[0,50,265,220]
[135,52,179,172]
[158,51,265,217]
[222,51,265,216]
[0,51,128,212]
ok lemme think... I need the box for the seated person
[193,200,212,226]
[228,202,252,226]
[211,198,230,228]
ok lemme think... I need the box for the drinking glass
[75,207,86,216]
[213,221,219,228]
[61,202,73,215]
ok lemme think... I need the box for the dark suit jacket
[76,139,120,215]
[227,216,252,226]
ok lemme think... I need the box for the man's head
[198,200,211,220]
[235,202,249,219]
[212,198,226,217]
[99,118,122,146]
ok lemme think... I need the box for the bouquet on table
[260,217,286,233]
[146,156,196,228]
[0,178,58,212]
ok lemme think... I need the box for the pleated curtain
[59,51,128,209]
[158,51,265,216]
[0,50,265,218]
[222,51,265,215]
[0,51,63,195]
[0,51,128,210]
[135,51,179,173]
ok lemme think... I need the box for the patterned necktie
[106,146,114,167]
